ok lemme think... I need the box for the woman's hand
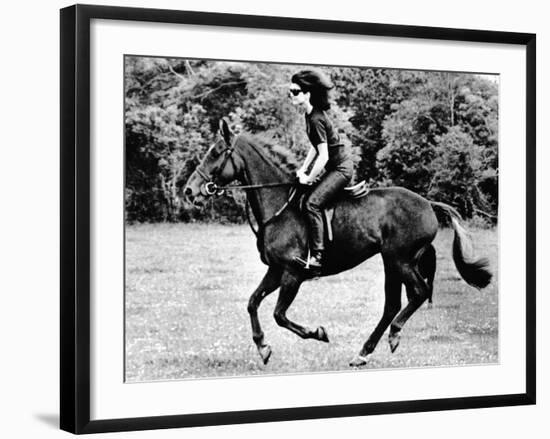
[296,170,311,185]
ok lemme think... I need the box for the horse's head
[183,118,241,207]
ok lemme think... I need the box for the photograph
[124,57,499,382]
[58,3,536,433]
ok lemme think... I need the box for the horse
[183,119,492,367]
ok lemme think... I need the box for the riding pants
[304,169,352,254]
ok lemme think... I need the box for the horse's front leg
[273,269,330,343]
[247,266,282,364]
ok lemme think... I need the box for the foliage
[427,126,485,217]
[125,57,499,222]
[375,72,498,221]
[332,68,410,182]
[377,96,440,194]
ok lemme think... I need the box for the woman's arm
[303,142,328,184]
[298,146,317,176]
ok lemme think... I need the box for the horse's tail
[430,201,492,289]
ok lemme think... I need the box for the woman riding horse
[290,70,354,272]
[183,120,492,366]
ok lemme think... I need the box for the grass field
[125,223,498,382]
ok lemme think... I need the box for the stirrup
[293,249,322,272]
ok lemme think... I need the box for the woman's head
[290,69,333,111]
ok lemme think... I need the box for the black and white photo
[125,57,499,381]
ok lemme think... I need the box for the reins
[245,186,298,237]
[210,181,294,191]
[196,138,298,236]
[196,143,294,195]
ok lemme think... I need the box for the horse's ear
[219,118,234,146]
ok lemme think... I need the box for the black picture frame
[60,4,536,434]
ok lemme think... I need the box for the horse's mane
[237,133,299,178]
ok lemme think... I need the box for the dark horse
[184,119,492,367]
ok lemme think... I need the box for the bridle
[195,144,236,196]
[195,144,294,195]
[193,142,297,235]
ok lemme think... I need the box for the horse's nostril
[184,187,192,196]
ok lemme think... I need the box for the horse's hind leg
[350,256,402,367]
[388,259,431,353]
[419,244,436,306]
[273,269,329,342]
[248,266,282,364]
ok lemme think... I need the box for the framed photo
[60,4,536,434]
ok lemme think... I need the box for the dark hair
[291,69,333,111]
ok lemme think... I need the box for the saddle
[343,180,370,198]
[253,180,369,268]
[298,180,369,242]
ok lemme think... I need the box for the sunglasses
[289,88,303,96]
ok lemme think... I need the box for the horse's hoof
[349,355,368,367]
[316,326,329,343]
[258,344,272,365]
[388,332,401,353]
[427,302,434,310]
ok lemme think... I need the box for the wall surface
[0,0,545,437]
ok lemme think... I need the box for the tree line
[125,57,498,224]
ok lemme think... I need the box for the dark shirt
[305,109,352,176]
